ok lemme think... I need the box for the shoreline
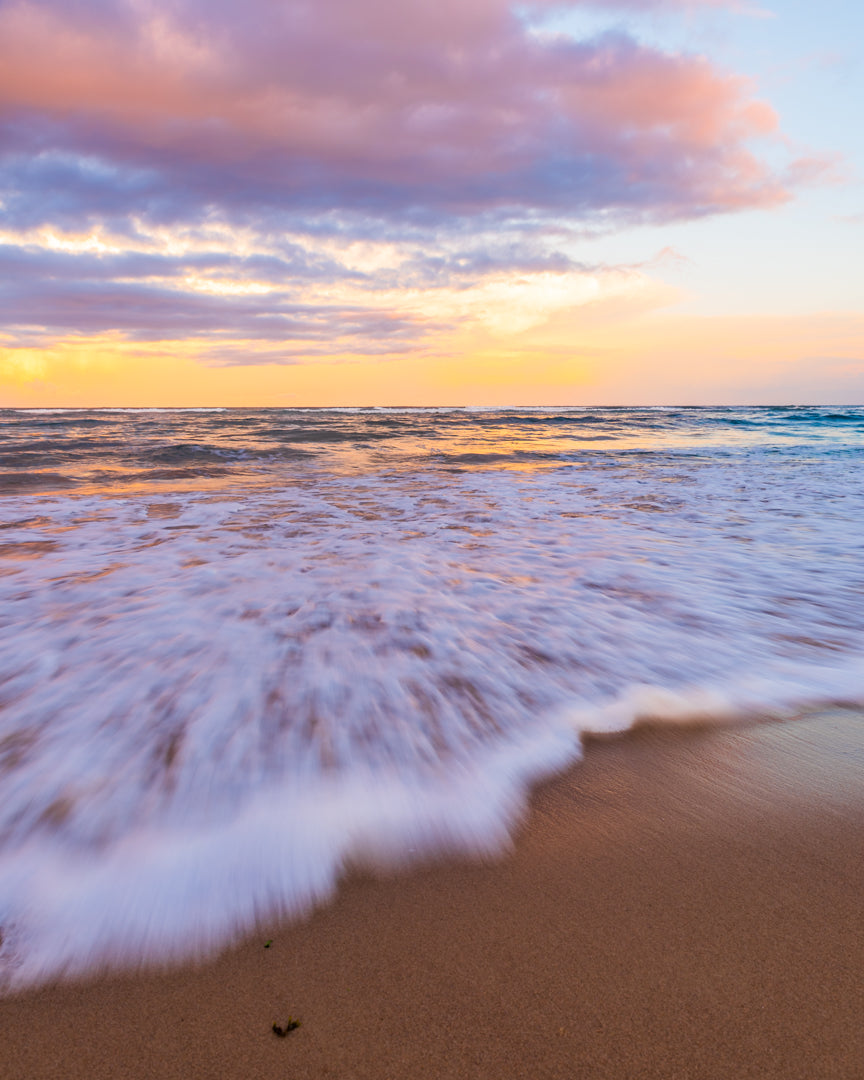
[3,710,864,1078]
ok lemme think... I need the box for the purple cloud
[0,0,807,352]
[0,0,789,226]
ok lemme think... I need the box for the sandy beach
[3,710,863,1080]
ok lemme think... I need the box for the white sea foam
[1,407,864,988]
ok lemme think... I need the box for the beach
[4,709,863,1079]
[3,0,864,1060]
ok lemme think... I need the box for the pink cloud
[0,0,790,222]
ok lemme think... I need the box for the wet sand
[3,710,864,1079]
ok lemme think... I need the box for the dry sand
[3,710,864,1079]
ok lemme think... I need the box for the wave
[1,406,864,988]
[141,443,251,465]
[0,471,77,493]
[1,672,861,991]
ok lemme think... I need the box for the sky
[0,0,861,406]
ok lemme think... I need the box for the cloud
[0,237,440,354]
[0,0,809,356]
[0,0,790,227]
[0,229,636,353]
[544,0,752,8]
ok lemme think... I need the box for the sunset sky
[0,0,861,406]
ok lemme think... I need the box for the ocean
[1,405,863,988]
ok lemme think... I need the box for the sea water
[1,406,863,987]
